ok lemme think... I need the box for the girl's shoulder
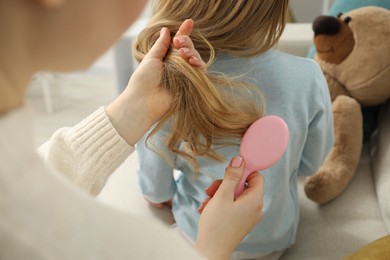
[256,49,321,72]
[213,49,322,77]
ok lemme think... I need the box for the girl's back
[135,0,333,256]
[137,49,333,254]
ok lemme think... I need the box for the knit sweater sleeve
[38,107,134,196]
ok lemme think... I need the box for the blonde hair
[134,0,289,172]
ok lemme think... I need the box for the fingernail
[231,156,243,168]
[160,27,167,36]
[181,47,190,53]
[176,36,186,44]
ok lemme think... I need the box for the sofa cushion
[282,143,387,259]
[371,101,390,232]
[276,23,313,57]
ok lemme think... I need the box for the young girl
[135,0,334,259]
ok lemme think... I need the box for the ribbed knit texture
[39,107,134,195]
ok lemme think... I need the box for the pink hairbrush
[234,115,289,198]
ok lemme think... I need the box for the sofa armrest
[371,100,390,232]
[276,23,313,57]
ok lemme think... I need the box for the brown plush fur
[304,6,390,204]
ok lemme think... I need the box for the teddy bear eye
[337,12,343,18]
[344,16,352,24]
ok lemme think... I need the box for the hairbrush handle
[234,167,253,198]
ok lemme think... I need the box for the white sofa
[100,23,390,259]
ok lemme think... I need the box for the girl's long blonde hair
[134,0,289,172]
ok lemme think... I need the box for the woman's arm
[39,20,205,195]
[37,20,265,259]
[38,107,134,196]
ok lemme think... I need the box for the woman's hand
[196,156,264,260]
[106,19,205,146]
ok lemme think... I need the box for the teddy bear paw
[304,165,356,204]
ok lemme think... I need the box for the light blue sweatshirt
[136,49,334,254]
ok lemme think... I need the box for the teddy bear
[303,6,390,204]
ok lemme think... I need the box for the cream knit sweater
[0,106,202,260]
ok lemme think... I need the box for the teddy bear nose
[313,15,341,36]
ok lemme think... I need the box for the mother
[0,0,264,259]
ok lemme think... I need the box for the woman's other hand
[196,156,264,260]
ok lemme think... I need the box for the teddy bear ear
[344,16,352,24]
[337,12,343,18]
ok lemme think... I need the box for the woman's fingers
[173,19,194,50]
[188,55,205,67]
[177,44,206,67]
[238,172,264,206]
[142,19,204,66]
[198,197,211,214]
[214,156,244,201]
[175,18,194,37]
[143,27,171,61]
[233,172,264,222]
[198,180,222,214]
[199,170,264,215]
[176,36,206,67]
[205,180,223,197]
[198,156,245,215]
[173,20,206,68]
